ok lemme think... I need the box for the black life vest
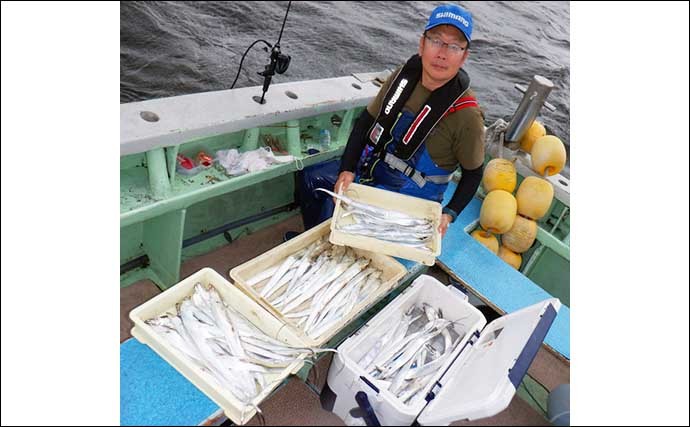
[360,54,472,182]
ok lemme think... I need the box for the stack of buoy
[475,158,518,262]
[472,120,566,270]
[521,120,567,177]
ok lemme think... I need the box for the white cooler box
[324,275,561,426]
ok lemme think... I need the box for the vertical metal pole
[505,75,554,143]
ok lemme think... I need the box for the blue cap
[425,4,473,43]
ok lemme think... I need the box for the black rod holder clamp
[256,45,291,104]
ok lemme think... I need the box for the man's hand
[438,214,453,238]
[333,171,355,202]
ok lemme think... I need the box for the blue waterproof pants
[296,159,341,230]
[297,145,451,230]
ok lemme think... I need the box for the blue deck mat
[120,338,218,426]
[396,257,424,273]
[440,182,570,359]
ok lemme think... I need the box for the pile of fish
[316,188,434,249]
[145,283,332,413]
[357,303,463,405]
[248,237,384,341]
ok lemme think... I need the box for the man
[294,4,484,240]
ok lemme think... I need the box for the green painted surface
[120,266,161,289]
[175,131,243,163]
[523,202,570,306]
[165,145,179,183]
[120,222,144,264]
[240,128,260,152]
[181,210,299,261]
[181,175,295,240]
[120,110,365,287]
[146,147,171,199]
[516,374,550,419]
[181,234,231,262]
[120,165,154,211]
[120,152,146,170]
[525,248,570,307]
[538,202,570,240]
[335,108,356,145]
[286,120,302,156]
[222,210,299,243]
[120,146,346,228]
[119,109,363,226]
[121,210,299,289]
[120,150,337,227]
[535,226,570,261]
[143,209,186,289]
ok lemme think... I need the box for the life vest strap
[444,96,479,117]
[383,152,453,188]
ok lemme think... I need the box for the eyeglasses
[424,34,467,55]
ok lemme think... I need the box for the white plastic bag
[216,147,295,176]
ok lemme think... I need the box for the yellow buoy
[531,135,567,176]
[480,190,517,234]
[498,245,522,269]
[516,176,554,220]
[482,158,517,193]
[471,230,499,254]
[502,215,538,253]
[519,120,546,153]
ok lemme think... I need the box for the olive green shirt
[367,68,485,171]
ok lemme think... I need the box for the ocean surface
[121,1,570,175]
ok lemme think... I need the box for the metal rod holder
[505,75,554,143]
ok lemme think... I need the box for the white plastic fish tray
[330,183,442,266]
[229,219,407,347]
[129,267,308,425]
[326,274,562,426]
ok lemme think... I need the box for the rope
[484,119,520,160]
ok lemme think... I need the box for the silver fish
[357,302,464,405]
[316,188,421,222]
[146,283,336,408]
[259,251,303,298]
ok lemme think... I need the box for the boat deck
[120,214,569,426]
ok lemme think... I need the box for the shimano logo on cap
[385,78,408,115]
[436,11,469,28]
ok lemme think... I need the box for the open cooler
[229,219,407,347]
[330,183,442,266]
[324,274,561,426]
[129,268,308,425]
